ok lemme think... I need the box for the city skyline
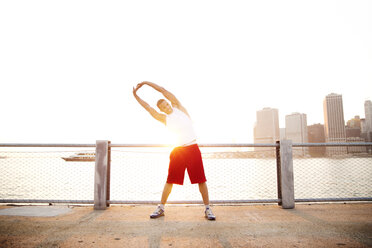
[263,98,371,129]
[266,96,371,130]
[253,94,371,156]
[255,95,372,145]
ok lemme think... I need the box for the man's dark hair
[157,99,167,108]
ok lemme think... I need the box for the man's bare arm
[133,86,166,124]
[139,81,180,106]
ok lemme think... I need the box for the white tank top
[166,108,197,146]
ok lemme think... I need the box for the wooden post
[279,140,295,209]
[94,140,109,210]
[276,140,282,206]
[106,141,111,207]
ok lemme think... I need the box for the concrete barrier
[94,140,109,210]
[279,140,295,209]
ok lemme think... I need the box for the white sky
[0,0,371,144]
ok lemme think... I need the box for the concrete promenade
[0,203,371,247]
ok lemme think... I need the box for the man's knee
[198,182,207,191]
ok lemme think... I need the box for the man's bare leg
[150,183,173,218]
[199,182,216,220]
[161,183,173,204]
[198,182,209,205]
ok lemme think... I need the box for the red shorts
[166,144,207,185]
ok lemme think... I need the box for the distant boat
[62,153,95,162]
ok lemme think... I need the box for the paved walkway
[0,203,371,247]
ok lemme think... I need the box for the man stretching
[133,81,216,220]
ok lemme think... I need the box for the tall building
[361,118,367,133]
[346,115,362,139]
[307,124,326,157]
[323,93,346,156]
[254,107,279,155]
[346,115,366,153]
[364,100,372,142]
[346,115,361,129]
[285,113,308,156]
[346,127,361,139]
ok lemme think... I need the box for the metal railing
[0,144,96,205]
[1,141,371,209]
[108,143,281,206]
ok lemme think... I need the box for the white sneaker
[205,208,216,221]
[150,206,164,219]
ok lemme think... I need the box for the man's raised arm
[140,81,181,107]
[133,86,166,124]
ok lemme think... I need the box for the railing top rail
[0,143,96,147]
[292,142,372,147]
[1,142,371,148]
[110,143,280,147]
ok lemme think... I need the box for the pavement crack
[77,210,104,225]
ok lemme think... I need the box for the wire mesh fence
[293,156,372,200]
[0,148,95,203]
[0,143,371,204]
[109,147,278,203]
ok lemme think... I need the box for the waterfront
[0,148,371,202]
